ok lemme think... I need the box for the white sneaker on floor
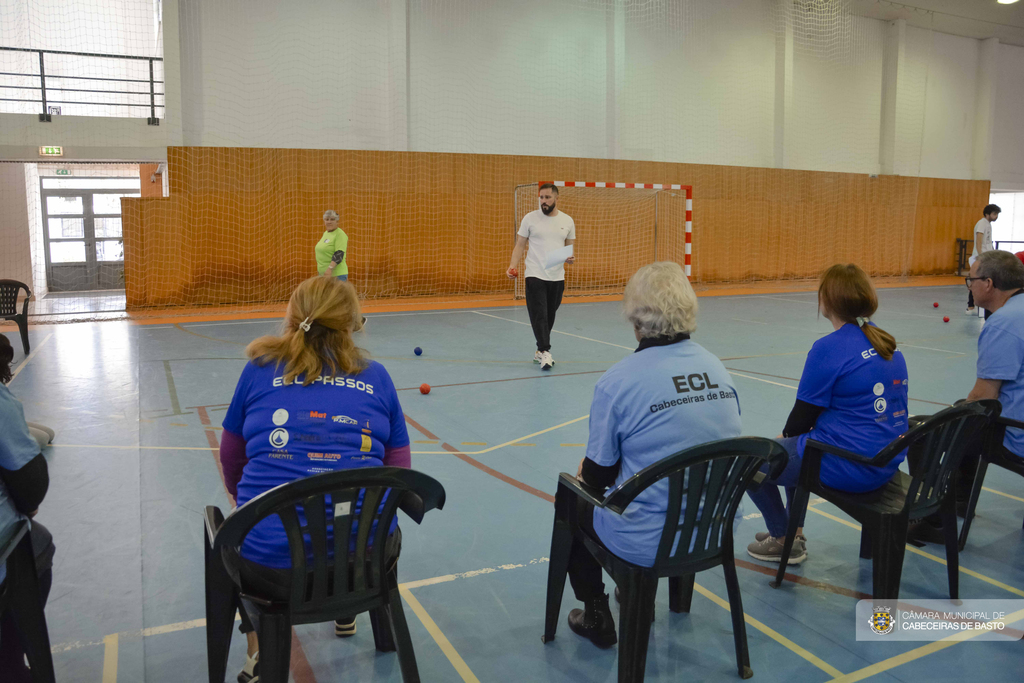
[534,350,543,364]
[238,652,258,683]
[541,351,554,371]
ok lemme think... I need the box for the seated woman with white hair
[562,261,742,649]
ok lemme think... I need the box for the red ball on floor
[933,302,939,307]
[943,316,950,323]
[420,383,431,394]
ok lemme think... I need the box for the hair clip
[856,316,870,326]
[299,317,312,332]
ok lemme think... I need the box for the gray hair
[623,262,698,338]
[323,209,339,221]
[976,250,1024,291]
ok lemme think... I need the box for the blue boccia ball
[414,347,422,356]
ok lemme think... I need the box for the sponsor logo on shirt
[874,397,887,413]
[672,373,720,393]
[303,410,327,420]
[332,415,357,424]
[272,409,289,426]
[873,383,885,396]
[269,428,289,448]
[269,451,292,460]
[308,452,342,461]
[651,388,736,413]
[273,376,374,394]
[296,433,322,443]
[362,419,372,435]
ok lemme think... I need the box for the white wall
[993,44,1024,191]
[0,163,33,288]
[918,32,979,180]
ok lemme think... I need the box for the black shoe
[567,594,617,649]
[614,585,655,621]
[907,519,946,546]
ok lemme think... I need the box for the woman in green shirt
[315,210,349,281]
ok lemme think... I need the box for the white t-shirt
[971,218,993,260]
[518,209,576,281]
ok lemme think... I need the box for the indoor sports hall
[2,2,1024,683]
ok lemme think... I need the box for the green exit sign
[39,146,63,157]
[55,169,72,176]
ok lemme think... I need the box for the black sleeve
[0,453,49,514]
[581,457,620,490]
[332,250,345,263]
[782,399,825,438]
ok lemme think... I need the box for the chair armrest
[556,472,607,509]
[204,505,225,547]
[804,439,876,465]
[996,416,1024,431]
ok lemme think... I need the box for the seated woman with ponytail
[219,276,410,683]
[746,264,909,565]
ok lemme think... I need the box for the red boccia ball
[420,383,431,394]
[943,316,950,323]
[933,302,939,307]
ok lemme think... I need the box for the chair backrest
[878,400,999,516]
[602,437,787,571]
[213,467,444,618]
[0,280,30,317]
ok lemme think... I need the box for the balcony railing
[0,46,164,124]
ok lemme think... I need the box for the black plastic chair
[542,437,788,681]
[0,520,56,683]
[772,400,1000,600]
[958,415,1024,550]
[0,280,31,354]
[204,467,445,683]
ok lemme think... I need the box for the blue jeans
[336,274,348,281]
[746,436,808,538]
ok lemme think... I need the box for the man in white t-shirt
[506,183,576,370]
[967,203,1001,315]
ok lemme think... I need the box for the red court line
[196,405,233,503]
[289,627,318,683]
[443,443,556,504]
[396,369,605,392]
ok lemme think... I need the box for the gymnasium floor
[5,282,1024,682]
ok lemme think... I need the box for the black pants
[525,277,565,353]
[0,522,54,682]
[565,499,607,602]
[238,528,402,634]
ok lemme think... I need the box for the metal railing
[0,46,163,124]
[956,238,1024,273]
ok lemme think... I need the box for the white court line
[473,310,634,350]
[731,318,769,325]
[8,333,54,383]
[728,370,797,391]
[899,343,965,355]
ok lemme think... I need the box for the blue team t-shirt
[588,340,743,568]
[976,292,1024,455]
[796,323,909,491]
[222,359,410,568]
[0,384,42,584]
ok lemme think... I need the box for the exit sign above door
[39,146,63,157]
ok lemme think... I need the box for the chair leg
[204,531,237,683]
[722,557,753,679]
[669,574,694,614]
[9,535,55,683]
[388,581,421,683]
[370,606,397,652]
[941,502,960,600]
[542,486,574,643]
[617,573,657,683]
[859,528,872,560]
[17,316,30,355]
[870,516,907,600]
[256,611,292,683]
[772,486,809,589]
[958,460,989,551]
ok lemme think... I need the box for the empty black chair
[0,280,31,355]
[204,467,445,683]
[542,437,787,681]
[958,414,1024,550]
[772,400,999,600]
[0,520,56,683]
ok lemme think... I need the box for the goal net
[513,181,692,300]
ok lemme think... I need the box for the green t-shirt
[315,228,349,276]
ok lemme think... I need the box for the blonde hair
[818,264,897,361]
[623,262,698,338]
[246,277,367,385]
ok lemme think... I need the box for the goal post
[513,181,692,300]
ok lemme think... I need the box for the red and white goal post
[512,180,692,299]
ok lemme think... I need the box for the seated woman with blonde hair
[746,264,909,565]
[219,276,410,683]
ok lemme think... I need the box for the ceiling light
[998,0,1020,5]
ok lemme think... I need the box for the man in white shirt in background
[507,183,576,370]
[967,204,1001,316]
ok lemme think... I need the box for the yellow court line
[561,443,585,447]
[8,332,54,383]
[692,583,844,678]
[982,486,1024,503]
[827,606,1024,683]
[805,507,1024,598]
[411,414,590,455]
[399,587,481,683]
[102,633,118,683]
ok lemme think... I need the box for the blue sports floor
[5,283,1024,682]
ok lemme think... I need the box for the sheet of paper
[542,244,573,270]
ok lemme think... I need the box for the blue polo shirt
[223,359,410,568]
[977,292,1024,455]
[587,339,742,568]
[0,385,42,584]
[796,324,909,491]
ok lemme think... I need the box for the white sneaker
[965,307,976,315]
[238,652,258,683]
[541,351,554,371]
[534,350,543,364]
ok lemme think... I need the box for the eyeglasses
[965,276,990,288]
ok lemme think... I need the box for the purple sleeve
[219,428,248,497]
[383,444,411,469]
